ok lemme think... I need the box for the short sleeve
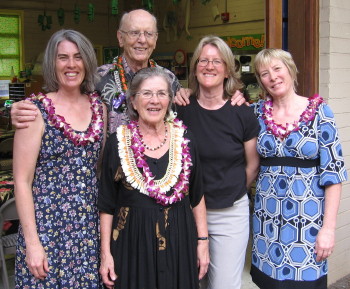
[318,103,348,185]
[240,105,260,142]
[97,133,120,214]
[186,129,204,208]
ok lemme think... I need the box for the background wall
[319,0,350,284]
[0,0,264,69]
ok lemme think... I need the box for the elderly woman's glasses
[136,90,169,99]
[120,30,158,39]
[197,58,224,67]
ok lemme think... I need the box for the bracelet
[197,237,209,240]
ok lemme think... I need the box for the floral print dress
[15,93,104,288]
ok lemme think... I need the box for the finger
[43,257,50,273]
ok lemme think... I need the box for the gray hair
[254,48,298,92]
[42,29,99,93]
[189,35,243,100]
[126,67,174,121]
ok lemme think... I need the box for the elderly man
[10,9,187,130]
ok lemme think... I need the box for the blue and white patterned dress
[15,93,103,288]
[250,95,347,289]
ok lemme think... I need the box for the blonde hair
[189,35,243,99]
[254,48,298,92]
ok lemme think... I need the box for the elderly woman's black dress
[98,128,203,289]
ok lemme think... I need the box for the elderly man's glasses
[136,90,169,99]
[120,30,158,39]
[197,58,224,67]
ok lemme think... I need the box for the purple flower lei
[262,94,324,139]
[127,119,192,206]
[32,92,104,146]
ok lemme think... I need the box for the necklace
[32,92,104,146]
[138,123,168,151]
[262,94,324,139]
[117,119,192,205]
[111,56,156,111]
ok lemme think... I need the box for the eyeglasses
[120,30,158,39]
[136,90,169,99]
[197,58,225,67]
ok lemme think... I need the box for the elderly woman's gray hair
[126,67,174,121]
[254,48,299,93]
[42,29,100,93]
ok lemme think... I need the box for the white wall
[319,0,350,284]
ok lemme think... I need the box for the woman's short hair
[126,67,174,121]
[254,48,298,92]
[42,29,99,93]
[189,35,243,99]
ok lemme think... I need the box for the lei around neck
[32,92,104,146]
[111,56,156,111]
[262,94,324,139]
[117,118,192,206]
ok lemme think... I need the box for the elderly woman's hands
[100,251,118,289]
[197,239,210,280]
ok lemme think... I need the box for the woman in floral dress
[250,48,347,289]
[13,29,107,288]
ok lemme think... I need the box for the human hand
[197,239,210,280]
[11,100,38,129]
[230,90,248,106]
[315,227,335,262]
[25,242,49,280]
[100,251,117,288]
[174,88,191,106]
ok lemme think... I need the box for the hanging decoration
[142,0,154,12]
[88,3,95,22]
[38,10,52,31]
[57,8,65,26]
[74,3,81,24]
[111,0,118,16]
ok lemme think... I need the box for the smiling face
[131,76,170,127]
[258,58,295,98]
[117,10,158,70]
[55,40,85,90]
[195,44,228,92]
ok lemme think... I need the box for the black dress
[98,129,203,289]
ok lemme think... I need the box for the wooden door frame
[265,0,319,97]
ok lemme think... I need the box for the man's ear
[117,30,124,47]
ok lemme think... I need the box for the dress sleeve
[98,133,120,214]
[318,103,348,185]
[186,129,204,208]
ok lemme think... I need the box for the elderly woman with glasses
[98,67,209,289]
[176,35,260,289]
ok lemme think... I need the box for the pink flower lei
[117,118,192,206]
[262,94,324,139]
[31,92,104,146]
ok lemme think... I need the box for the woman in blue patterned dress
[250,48,347,289]
[13,29,107,288]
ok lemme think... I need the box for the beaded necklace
[138,122,168,151]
